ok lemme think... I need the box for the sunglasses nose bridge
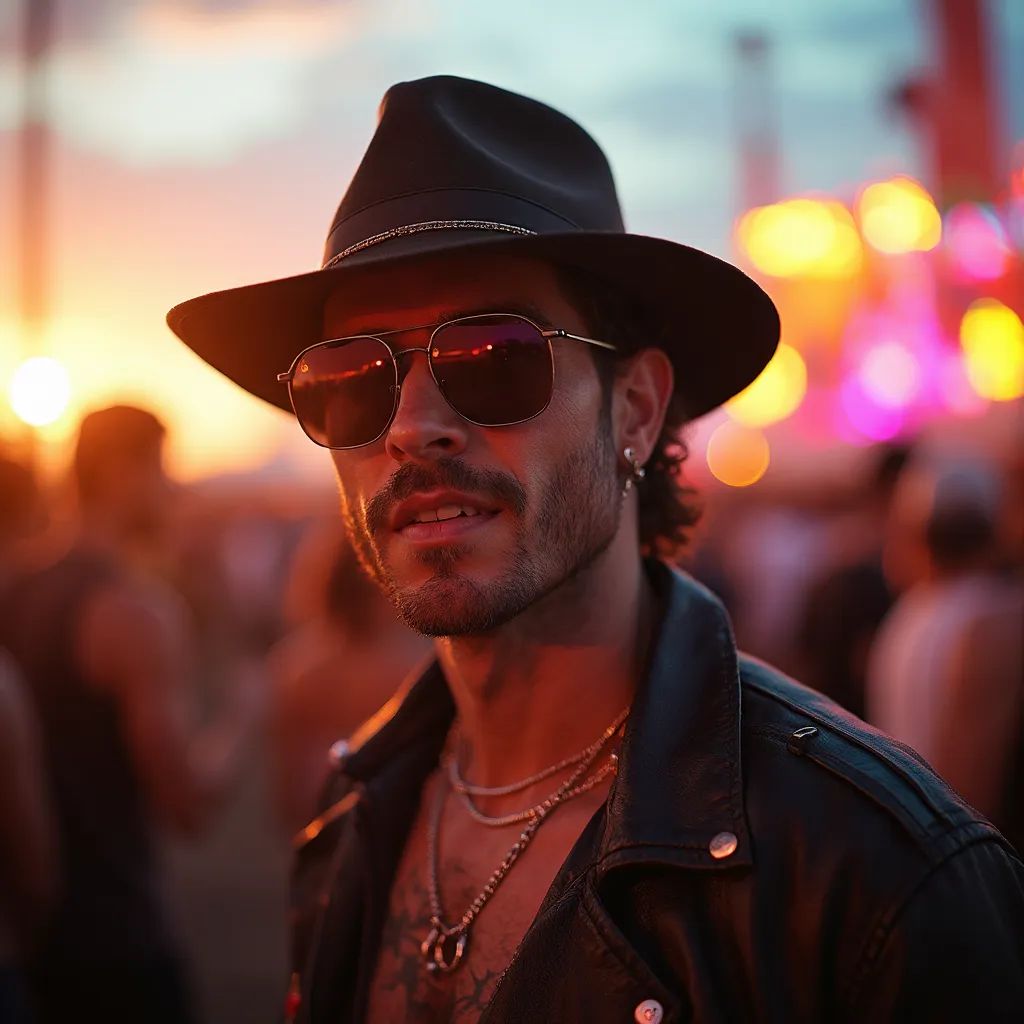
[390,345,434,388]
[391,345,432,362]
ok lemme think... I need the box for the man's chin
[391,570,538,638]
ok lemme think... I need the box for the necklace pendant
[421,926,468,973]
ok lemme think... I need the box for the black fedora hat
[167,75,779,421]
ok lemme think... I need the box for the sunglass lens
[431,316,553,425]
[289,337,396,448]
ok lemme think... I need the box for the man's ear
[612,348,674,464]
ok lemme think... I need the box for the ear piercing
[622,446,646,496]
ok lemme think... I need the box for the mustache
[365,458,528,535]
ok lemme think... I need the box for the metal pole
[734,31,780,213]
[18,0,56,350]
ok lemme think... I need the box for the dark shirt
[0,549,175,968]
[797,556,892,720]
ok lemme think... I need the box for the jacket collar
[340,560,752,871]
[599,560,752,872]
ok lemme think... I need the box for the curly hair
[556,266,702,559]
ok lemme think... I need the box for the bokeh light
[839,376,906,441]
[939,352,989,418]
[959,299,1024,401]
[857,341,921,409]
[726,343,808,427]
[705,422,770,487]
[8,357,72,427]
[857,177,941,254]
[943,202,1012,280]
[736,198,863,278]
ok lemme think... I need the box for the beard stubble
[342,419,621,636]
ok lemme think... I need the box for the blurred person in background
[868,457,1024,848]
[169,77,1024,1022]
[0,654,55,1024]
[0,458,56,1024]
[795,443,911,719]
[269,522,429,836]
[0,407,264,1024]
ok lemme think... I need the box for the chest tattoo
[369,857,510,1023]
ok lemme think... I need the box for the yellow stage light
[959,299,1024,402]
[726,343,807,427]
[858,177,941,254]
[8,357,71,427]
[706,422,770,488]
[737,198,862,279]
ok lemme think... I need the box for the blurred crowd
[0,404,1020,1023]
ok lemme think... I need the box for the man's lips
[389,489,502,533]
[398,512,500,544]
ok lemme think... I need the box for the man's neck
[434,533,656,790]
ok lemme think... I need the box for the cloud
[1,0,368,163]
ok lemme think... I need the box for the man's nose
[384,350,469,461]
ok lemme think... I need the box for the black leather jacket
[289,562,1024,1022]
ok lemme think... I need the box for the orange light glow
[8,357,71,427]
[0,314,290,481]
[959,299,1024,402]
[857,177,941,254]
[736,198,863,279]
[726,343,807,427]
[706,422,770,487]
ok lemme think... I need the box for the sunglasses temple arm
[543,329,617,353]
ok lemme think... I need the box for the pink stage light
[857,342,921,409]
[939,352,989,417]
[838,376,907,441]
[943,202,1012,280]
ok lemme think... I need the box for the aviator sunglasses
[277,312,617,450]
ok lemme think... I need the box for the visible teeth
[409,504,485,525]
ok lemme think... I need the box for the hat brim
[166,231,779,422]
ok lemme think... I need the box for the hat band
[322,220,536,269]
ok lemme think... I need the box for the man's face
[324,254,623,636]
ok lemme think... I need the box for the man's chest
[365,780,607,1024]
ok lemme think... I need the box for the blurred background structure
[1,2,1021,1023]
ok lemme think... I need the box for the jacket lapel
[599,561,753,873]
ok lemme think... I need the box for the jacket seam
[741,674,955,822]
[718,613,745,826]
[743,726,942,847]
[841,836,1008,1009]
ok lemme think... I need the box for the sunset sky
[1,0,1021,481]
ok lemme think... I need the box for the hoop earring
[621,446,646,497]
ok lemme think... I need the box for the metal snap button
[328,739,350,767]
[634,998,664,1024]
[709,830,738,859]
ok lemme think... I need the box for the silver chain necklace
[451,755,618,827]
[447,706,630,797]
[421,711,628,973]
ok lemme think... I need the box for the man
[868,457,1024,851]
[796,443,911,719]
[0,407,263,1023]
[168,77,1024,1023]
